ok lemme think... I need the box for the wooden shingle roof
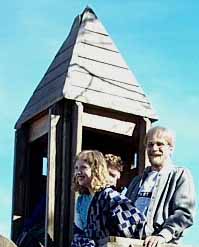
[15,7,157,129]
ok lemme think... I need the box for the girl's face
[74,159,92,189]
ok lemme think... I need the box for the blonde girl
[72,150,145,247]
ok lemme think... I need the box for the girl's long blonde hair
[73,150,110,194]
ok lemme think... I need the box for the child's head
[74,150,110,194]
[105,154,124,186]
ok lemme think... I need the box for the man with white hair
[126,126,196,247]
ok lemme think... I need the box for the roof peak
[81,6,97,19]
[15,7,157,128]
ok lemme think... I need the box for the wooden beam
[84,104,140,123]
[45,102,66,247]
[58,101,84,246]
[59,100,74,247]
[108,236,180,247]
[72,102,83,158]
[82,112,136,136]
[137,117,151,175]
[29,114,49,142]
[46,111,60,243]
[45,100,78,247]
[11,127,29,242]
[108,236,144,247]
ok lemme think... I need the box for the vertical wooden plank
[137,117,151,175]
[71,102,83,158]
[45,102,65,247]
[45,100,82,247]
[29,114,49,142]
[59,100,74,247]
[70,101,83,244]
[46,111,60,244]
[59,100,83,247]
[11,127,29,242]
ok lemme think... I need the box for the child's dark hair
[105,154,124,172]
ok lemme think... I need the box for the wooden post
[57,100,73,247]
[59,101,83,246]
[71,102,83,159]
[46,110,60,244]
[137,117,151,175]
[108,236,181,247]
[45,100,83,247]
[45,101,66,247]
[11,127,29,242]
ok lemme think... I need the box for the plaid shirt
[72,186,145,246]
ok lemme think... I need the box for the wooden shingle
[15,7,157,129]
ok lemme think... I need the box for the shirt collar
[144,162,174,176]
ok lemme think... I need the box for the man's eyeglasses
[146,141,169,148]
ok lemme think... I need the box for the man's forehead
[147,131,168,141]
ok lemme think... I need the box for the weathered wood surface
[14,14,77,129]
[76,42,129,68]
[65,70,145,100]
[11,127,29,241]
[29,113,49,142]
[0,235,17,247]
[82,112,136,136]
[71,101,83,158]
[15,80,64,129]
[64,84,154,120]
[67,59,139,86]
[57,15,80,54]
[46,110,60,242]
[58,100,75,246]
[15,7,157,129]
[77,29,118,52]
[108,237,181,247]
[137,117,151,175]
[81,8,109,35]
[84,104,141,123]
[46,101,76,247]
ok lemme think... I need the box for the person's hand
[143,235,166,247]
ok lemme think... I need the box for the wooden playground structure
[0,6,190,247]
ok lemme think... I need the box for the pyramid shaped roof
[15,7,157,129]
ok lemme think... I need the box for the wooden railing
[0,235,193,247]
[0,235,17,247]
[108,236,189,247]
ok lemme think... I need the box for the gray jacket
[126,165,196,243]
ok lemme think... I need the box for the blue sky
[0,0,198,245]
